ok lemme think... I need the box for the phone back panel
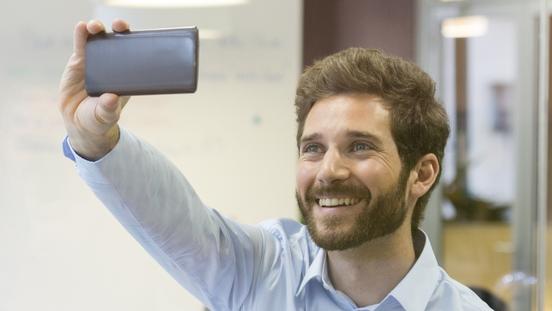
[85,27,198,96]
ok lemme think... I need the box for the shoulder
[258,218,304,236]
[427,269,495,311]
[257,218,319,258]
[257,218,310,246]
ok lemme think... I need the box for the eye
[302,143,323,154]
[351,142,373,152]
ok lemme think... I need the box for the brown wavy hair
[295,48,450,231]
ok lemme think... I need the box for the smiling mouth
[316,198,362,207]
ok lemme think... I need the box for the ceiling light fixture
[199,29,224,40]
[105,0,248,8]
[441,15,489,38]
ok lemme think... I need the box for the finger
[112,19,130,33]
[87,19,106,35]
[73,21,88,58]
[95,93,122,125]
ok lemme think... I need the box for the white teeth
[318,198,360,207]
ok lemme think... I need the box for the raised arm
[58,20,274,310]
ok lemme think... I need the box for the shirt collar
[296,247,326,295]
[295,229,441,311]
[381,229,441,311]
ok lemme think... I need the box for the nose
[316,149,350,185]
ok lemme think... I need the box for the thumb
[95,93,123,125]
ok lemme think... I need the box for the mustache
[304,183,372,202]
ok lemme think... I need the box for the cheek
[354,160,398,191]
[296,161,317,193]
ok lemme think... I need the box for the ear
[408,153,440,200]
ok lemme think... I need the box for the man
[59,19,492,310]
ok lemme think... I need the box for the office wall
[303,0,415,67]
[0,1,301,310]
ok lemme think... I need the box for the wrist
[69,126,120,161]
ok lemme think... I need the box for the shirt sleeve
[64,128,270,310]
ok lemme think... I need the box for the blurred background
[0,0,550,310]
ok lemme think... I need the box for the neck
[326,223,416,307]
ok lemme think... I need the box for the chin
[307,217,369,251]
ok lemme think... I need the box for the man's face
[296,94,409,251]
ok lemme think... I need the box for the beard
[296,171,408,251]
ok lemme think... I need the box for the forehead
[302,94,393,142]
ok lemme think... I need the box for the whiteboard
[0,0,301,310]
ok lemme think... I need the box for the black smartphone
[85,27,198,96]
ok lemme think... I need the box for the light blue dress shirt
[64,129,492,311]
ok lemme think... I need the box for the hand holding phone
[58,19,132,161]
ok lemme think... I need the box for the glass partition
[417,0,549,310]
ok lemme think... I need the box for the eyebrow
[299,133,322,145]
[299,130,384,146]
[346,130,384,146]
